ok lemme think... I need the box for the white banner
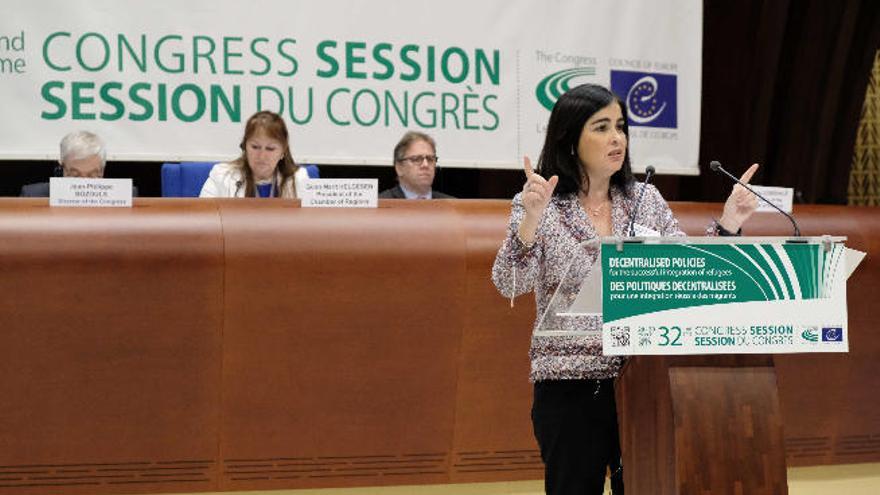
[0,0,701,174]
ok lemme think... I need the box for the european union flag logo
[821,327,843,342]
[610,70,677,128]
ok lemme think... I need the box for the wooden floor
[164,462,880,495]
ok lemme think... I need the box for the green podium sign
[599,238,848,355]
[534,236,855,356]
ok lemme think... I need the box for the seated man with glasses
[380,131,453,199]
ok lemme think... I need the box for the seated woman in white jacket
[200,111,309,198]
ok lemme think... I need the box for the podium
[539,236,853,495]
[616,355,787,494]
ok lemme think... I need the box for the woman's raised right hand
[521,156,558,218]
[517,156,558,245]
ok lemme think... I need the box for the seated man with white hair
[20,131,137,197]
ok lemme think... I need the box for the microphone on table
[709,160,801,237]
[628,165,656,236]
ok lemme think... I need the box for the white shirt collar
[399,183,432,200]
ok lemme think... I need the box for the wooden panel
[618,356,787,495]
[670,364,786,494]
[217,200,465,490]
[0,199,224,494]
[0,199,877,495]
[774,208,880,466]
[615,356,676,495]
[448,201,542,482]
[665,203,880,466]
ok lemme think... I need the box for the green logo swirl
[535,67,597,111]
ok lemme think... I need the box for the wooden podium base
[616,355,788,495]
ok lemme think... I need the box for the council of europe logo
[535,67,598,111]
[610,70,677,128]
[821,327,844,342]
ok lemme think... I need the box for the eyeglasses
[398,154,438,166]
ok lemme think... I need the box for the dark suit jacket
[378,185,454,199]
[20,182,139,197]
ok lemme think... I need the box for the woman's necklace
[579,185,611,218]
[581,197,610,217]
[586,202,606,217]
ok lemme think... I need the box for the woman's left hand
[717,163,760,233]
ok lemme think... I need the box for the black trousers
[531,379,624,495]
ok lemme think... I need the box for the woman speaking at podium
[492,83,758,495]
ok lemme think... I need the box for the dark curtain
[667,0,880,204]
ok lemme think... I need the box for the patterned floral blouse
[492,183,688,382]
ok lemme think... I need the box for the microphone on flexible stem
[628,165,656,236]
[709,160,801,237]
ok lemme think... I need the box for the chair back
[160,162,216,197]
[161,162,320,197]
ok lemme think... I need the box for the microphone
[709,160,801,237]
[628,165,656,236]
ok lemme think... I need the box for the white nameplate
[49,178,133,208]
[301,179,378,208]
[751,185,794,213]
